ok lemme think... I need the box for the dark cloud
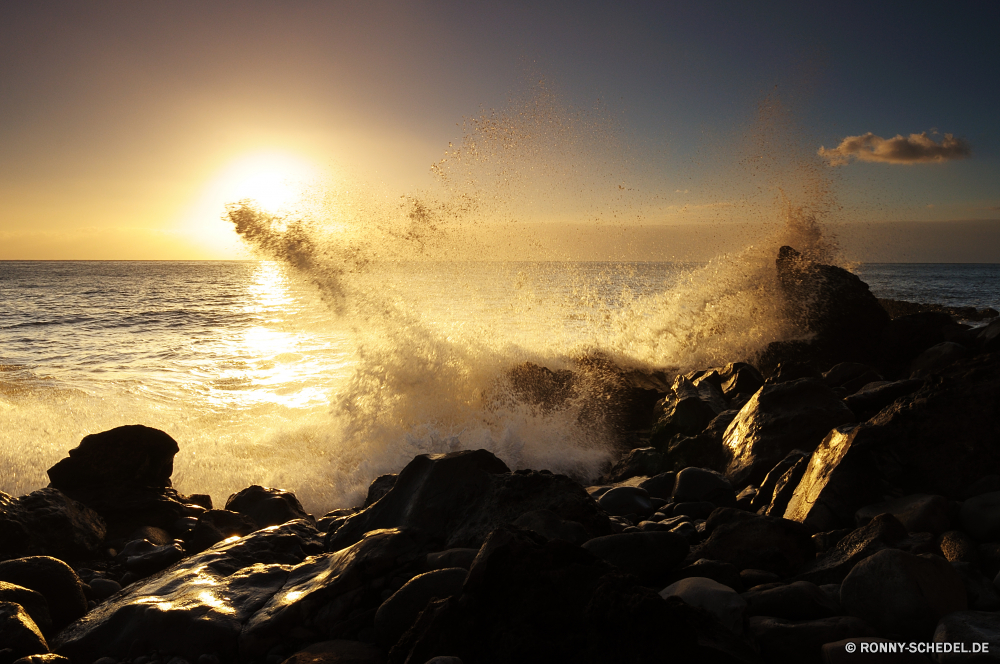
[818,132,971,166]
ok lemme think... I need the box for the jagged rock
[511,510,589,545]
[649,377,722,446]
[0,488,106,562]
[660,577,747,633]
[770,361,822,383]
[822,362,883,395]
[225,485,311,531]
[602,447,663,483]
[0,582,52,636]
[842,378,923,421]
[932,611,1000,663]
[795,514,908,586]
[327,450,611,552]
[785,354,1000,532]
[10,654,71,664]
[910,342,970,379]
[855,494,952,535]
[672,467,735,507]
[374,568,467,648]
[52,519,325,661]
[0,557,86,632]
[717,363,765,400]
[961,491,1000,543]
[721,378,855,488]
[742,580,840,620]
[184,509,258,553]
[760,455,811,518]
[696,509,814,576]
[840,549,966,640]
[752,450,810,513]
[749,615,876,664]
[581,531,689,587]
[0,601,48,663]
[364,475,398,508]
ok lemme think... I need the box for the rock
[327,450,611,552]
[672,467,735,507]
[581,531,689,587]
[424,549,478,572]
[718,363,765,400]
[658,409,738,472]
[750,615,876,664]
[774,245,891,367]
[225,485,311,531]
[10,654,72,664]
[910,342,970,379]
[45,426,201,537]
[821,637,933,662]
[118,539,186,576]
[795,514,908,586]
[976,318,1000,353]
[87,578,121,601]
[822,362,884,395]
[696,510,814,576]
[0,557,86,632]
[597,486,653,520]
[649,378,721,447]
[280,640,386,664]
[667,559,745,592]
[770,361,822,383]
[0,582,52,636]
[511,510,589,545]
[877,312,962,377]
[740,569,780,588]
[939,530,979,564]
[184,509,258,553]
[0,488,107,562]
[932,611,1000,663]
[636,472,676,500]
[961,492,1000,542]
[786,355,1000,532]
[0,601,48,663]
[966,476,1000,499]
[364,475,398,509]
[760,455,811,518]
[842,378,923,421]
[602,447,663,483]
[855,494,952,535]
[660,577,747,633]
[752,450,810,513]
[722,378,855,488]
[51,519,324,661]
[742,580,841,620]
[374,568,467,648]
[127,525,173,546]
[951,561,1000,611]
[840,549,966,640]
[673,501,715,519]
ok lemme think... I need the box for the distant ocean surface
[2,259,997,511]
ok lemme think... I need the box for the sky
[1,1,998,261]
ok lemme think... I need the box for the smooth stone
[951,562,1000,611]
[582,531,689,586]
[374,567,467,647]
[0,581,52,636]
[636,472,676,500]
[740,569,780,588]
[0,488,107,562]
[672,467,735,507]
[696,509,814,576]
[597,486,654,520]
[87,578,122,601]
[659,577,746,633]
[0,601,48,662]
[668,559,745,593]
[603,447,664,484]
[909,341,970,379]
[122,540,186,576]
[932,611,1000,663]
[961,491,1000,542]
[0,557,87,632]
[855,494,951,535]
[225,485,311,531]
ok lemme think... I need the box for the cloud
[818,132,971,166]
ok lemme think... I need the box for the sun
[215,152,320,214]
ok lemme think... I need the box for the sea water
[2,258,996,513]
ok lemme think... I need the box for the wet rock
[424,549,478,572]
[749,615,877,664]
[280,640,386,664]
[660,577,746,633]
[0,582,51,636]
[718,362,765,400]
[87,578,121,601]
[225,485,311,531]
[842,378,923,421]
[961,491,1000,542]
[118,539,186,576]
[327,450,611,552]
[52,519,323,661]
[0,557,86,632]
[672,467,735,507]
[696,509,814,576]
[841,548,966,640]
[511,509,589,545]
[855,494,952,535]
[742,580,841,620]
[910,342,970,379]
[601,447,663,483]
[667,559,745,592]
[752,450,810,513]
[721,378,855,488]
[374,568,467,648]
[10,654,72,664]
[822,362,883,395]
[0,488,107,562]
[184,509,258,553]
[636,471,676,500]
[673,501,715,519]
[649,376,722,446]
[0,601,48,663]
[877,311,961,377]
[364,476,398,509]
[581,531,689,587]
[795,514,908,586]
[127,525,173,546]
[597,486,653,520]
[932,611,1000,663]
[760,454,811,518]
[769,361,822,384]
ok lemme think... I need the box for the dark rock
[769,361,822,384]
[822,362,883,395]
[0,601,48,663]
[932,611,1000,663]
[939,530,979,564]
[602,447,663,483]
[327,450,611,552]
[581,531,689,587]
[718,363,765,400]
[649,377,721,446]
[87,578,121,600]
[749,615,876,664]
[951,561,1000,611]
[673,501,716,519]
[597,486,653,520]
[752,450,810,513]
[721,378,855,488]
[425,549,478,572]
[185,509,258,553]
[225,485,311,531]
[374,568,467,648]
[0,557,86,632]
[842,378,923,421]
[673,467,735,507]
[668,559,745,592]
[961,491,1000,542]
[740,569,780,588]
[118,539,186,576]
[51,519,329,661]
[966,475,1000,499]
[127,525,173,546]
[0,488,106,562]
[976,318,1000,353]
[636,472,676,500]
[742,580,840,620]
[364,475,398,509]
[877,311,964,377]
[795,514,908,586]
[910,342,970,379]
[981,544,1000,579]
[659,577,747,633]
[840,548,966,640]
[696,510,814,576]
[760,455,810,518]
[878,297,1000,322]
[0,582,51,636]
[511,509,589,545]
[855,494,951,535]
[786,356,1000,532]
[280,640,385,664]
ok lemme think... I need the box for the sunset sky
[2,1,998,261]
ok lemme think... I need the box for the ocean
[2,258,997,514]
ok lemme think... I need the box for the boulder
[667,559,745,592]
[877,312,962,377]
[225,485,311,530]
[840,549,966,640]
[718,363,765,400]
[364,475,398,508]
[659,577,747,633]
[51,519,324,661]
[795,514,908,586]
[117,539,186,576]
[327,450,611,552]
[374,568,467,647]
[672,467,735,507]
[636,472,676,500]
[760,455,811,518]
[855,494,952,535]
[424,549,478,572]
[785,354,1000,532]
[742,580,841,620]
[910,342,970,379]
[0,601,48,663]
[951,561,1000,611]
[0,557,86,632]
[961,491,1000,543]
[939,530,979,565]
[597,486,654,520]
[752,450,810,513]
[822,362,883,395]
[842,379,923,421]
[511,510,589,545]
[601,447,663,484]
[932,611,1000,663]
[649,377,722,446]
[0,488,106,562]
[749,615,876,664]
[184,509,258,553]
[722,378,855,488]
[0,582,52,636]
[696,510,814,576]
[581,531,689,586]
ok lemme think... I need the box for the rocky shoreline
[2,247,1000,664]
